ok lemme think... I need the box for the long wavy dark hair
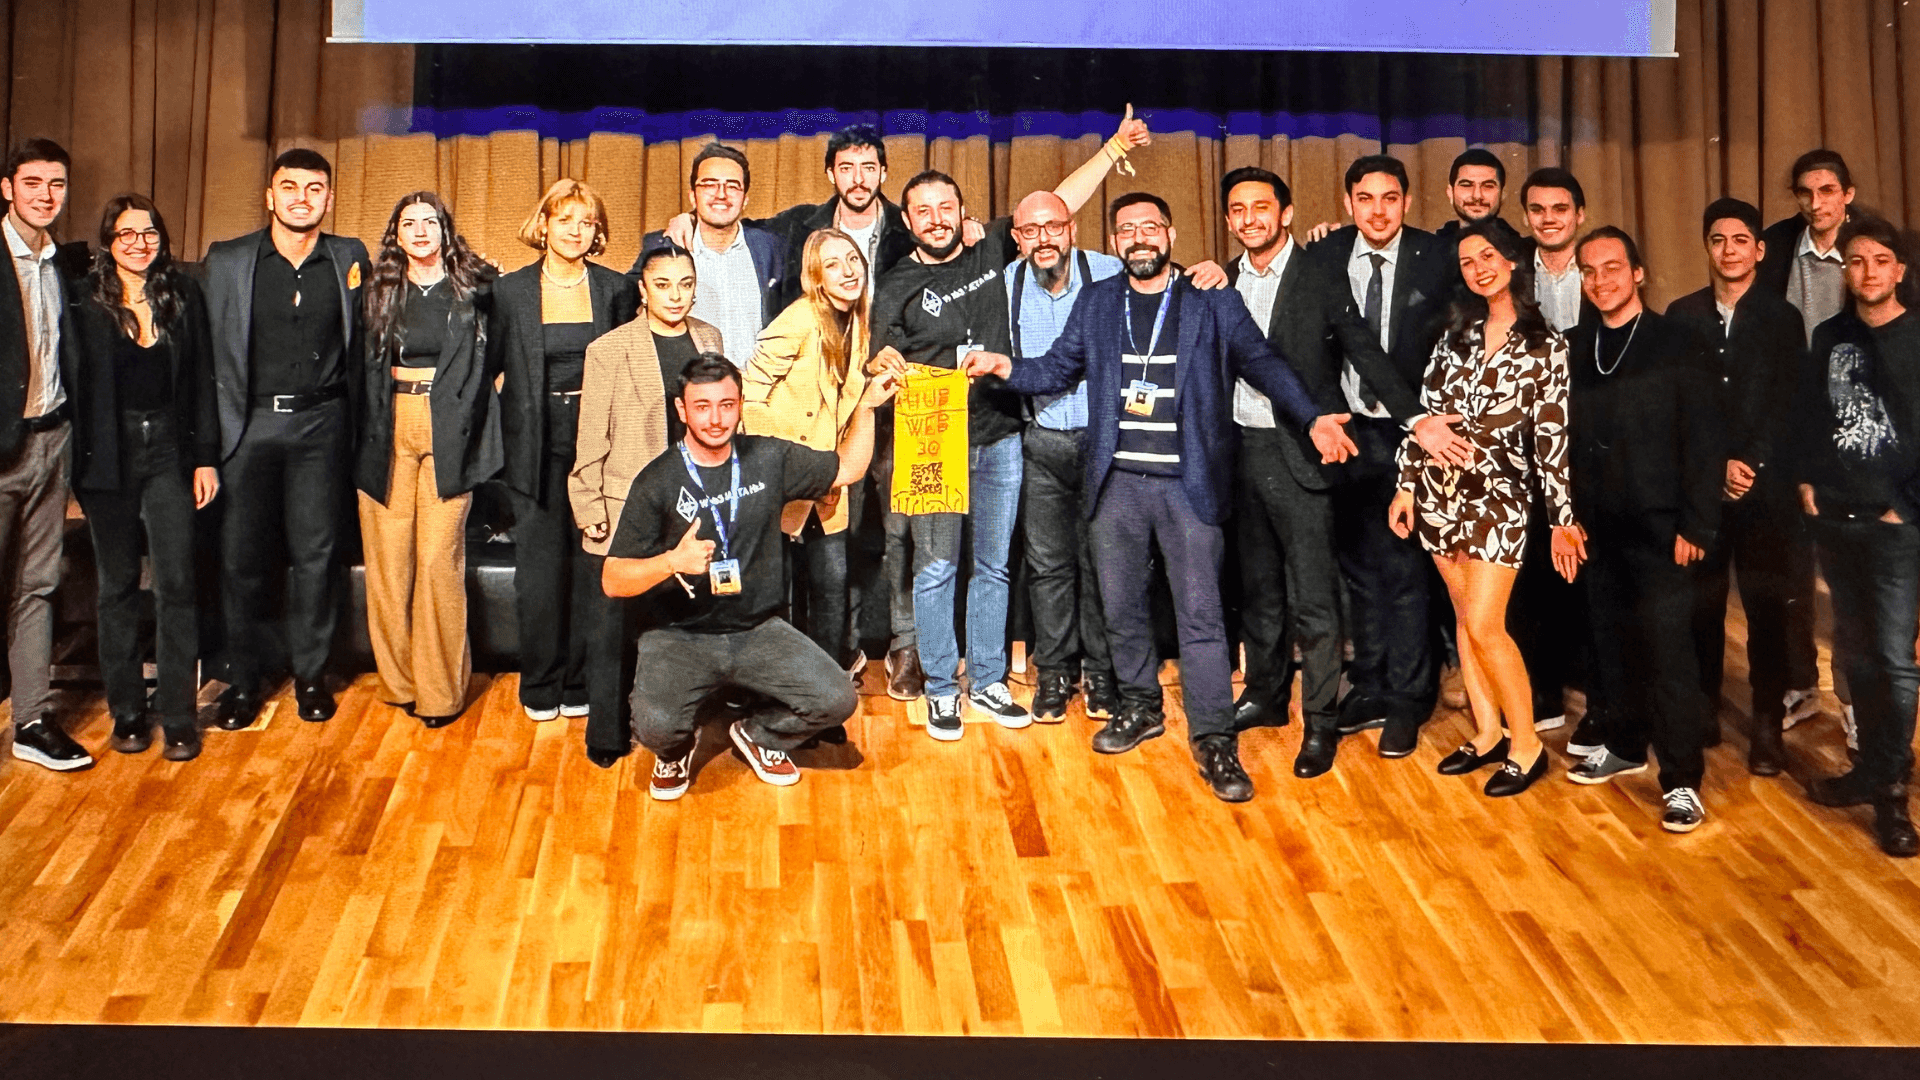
[87,193,189,342]
[1441,219,1556,357]
[364,191,488,360]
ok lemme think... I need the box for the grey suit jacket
[200,229,370,461]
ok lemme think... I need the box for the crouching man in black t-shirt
[603,353,900,799]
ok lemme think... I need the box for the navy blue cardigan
[1004,274,1324,525]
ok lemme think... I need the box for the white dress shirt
[689,224,766,368]
[5,214,65,418]
[1231,240,1294,429]
[1341,229,1401,418]
[1533,247,1584,333]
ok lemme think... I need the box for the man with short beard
[1432,149,1527,266]
[201,149,371,729]
[964,191,1357,802]
[868,115,1146,739]
[1007,190,1124,725]
[1668,198,1807,774]
[638,143,784,368]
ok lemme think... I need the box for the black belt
[22,402,69,432]
[252,384,346,414]
[395,378,434,396]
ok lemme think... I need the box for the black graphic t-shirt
[610,434,839,633]
[870,217,1023,446]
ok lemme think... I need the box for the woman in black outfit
[69,194,220,761]
[488,180,639,730]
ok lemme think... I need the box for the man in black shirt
[1667,198,1808,774]
[866,121,1146,735]
[201,149,369,727]
[1793,213,1920,858]
[1564,227,1725,835]
[603,354,897,800]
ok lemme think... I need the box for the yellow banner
[891,363,970,515]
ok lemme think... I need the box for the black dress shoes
[1335,695,1388,736]
[295,680,336,723]
[1091,703,1165,755]
[1194,734,1254,803]
[216,684,262,731]
[419,712,462,729]
[1484,747,1550,797]
[110,712,152,754]
[1873,785,1919,858]
[1747,718,1786,777]
[1378,716,1421,758]
[1233,694,1290,730]
[160,723,201,762]
[1293,724,1339,779]
[1808,769,1877,808]
[586,744,631,769]
[1437,734,1510,775]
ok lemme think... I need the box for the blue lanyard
[677,441,741,561]
[1124,285,1173,378]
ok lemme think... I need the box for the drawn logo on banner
[676,487,699,522]
[891,364,970,515]
[920,288,944,318]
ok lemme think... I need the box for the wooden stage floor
[1,617,1917,1044]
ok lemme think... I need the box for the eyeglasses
[113,228,161,248]
[1013,221,1071,241]
[694,179,746,196]
[1112,221,1169,239]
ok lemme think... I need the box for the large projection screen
[331,1,1677,57]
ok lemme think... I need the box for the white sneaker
[524,704,561,722]
[559,703,590,718]
[967,681,1032,729]
[1783,687,1821,730]
[1533,713,1567,733]
[1843,704,1859,751]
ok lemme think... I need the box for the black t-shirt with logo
[610,434,839,633]
[870,217,1023,446]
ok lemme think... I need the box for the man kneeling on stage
[603,352,899,800]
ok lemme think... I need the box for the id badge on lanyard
[1124,287,1173,418]
[677,441,743,596]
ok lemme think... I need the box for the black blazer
[0,240,86,460]
[1756,215,1810,299]
[355,272,504,504]
[1664,285,1804,478]
[65,273,220,491]
[1226,248,1393,492]
[1566,310,1726,549]
[633,225,787,331]
[749,196,916,311]
[1301,224,1449,426]
[486,260,639,501]
[199,229,370,461]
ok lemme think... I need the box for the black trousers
[633,618,858,760]
[1508,486,1587,719]
[1232,426,1340,727]
[1586,525,1707,792]
[1813,517,1920,787]
[221,398,348,687]
[1331,416,1436,724]
[788,480,860,669]
[864,425,917,653]
[1691,483,1818,726]
[79,411,199,724]
[1022,425,1112,677]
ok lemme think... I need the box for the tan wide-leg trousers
[357,391,472,717]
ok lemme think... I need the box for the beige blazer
[742,299,868,535]
[569,316,723,555]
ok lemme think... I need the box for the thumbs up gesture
[666,518,716,576]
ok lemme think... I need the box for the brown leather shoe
[885,647,925,701]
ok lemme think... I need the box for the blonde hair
[517,178,610,256]
[800,228,869,380]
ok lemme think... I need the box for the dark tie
[1360,252,1385,409]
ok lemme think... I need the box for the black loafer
[1335,696,1388,736]
[1378,717,1422,758]
[1091,704,1165,755]
[1293,726,1339,778]
[1484,748,1550,797]
[216,686,262,731]
[110,712,152,754]
[1195,734,1254,803]
[1437,735,1510,775]
[160,724,202,762]
[295,680,336,723]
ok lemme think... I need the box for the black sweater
[1794,307,1920,521]
[1665,285,1804,477]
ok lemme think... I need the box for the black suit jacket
[485,261,639,501]
[632,225,787,331]
[0,239,87,460]
[1566,310,1726,549]
[1301,224,1449,428]
[1756,216,1809,299]
[1664,285,1803,479]
[749,197,915,311]
[200,229,370,461]
[66,273,220,491]
[1226,247,1394,491]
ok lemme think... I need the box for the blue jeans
[911,432,1022,699]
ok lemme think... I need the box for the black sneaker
[12,716,93,772]
[1195,734,1254,803]
[926,694,964,742]
[1031,668,1075,723]
[967,681,1032,729]
[1661,787,1705,833]
[1083,669,1119,720]
[1091,702,1165,755]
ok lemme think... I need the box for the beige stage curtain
[7,1,1917,311]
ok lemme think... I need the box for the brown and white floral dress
[1396,321,1575,568]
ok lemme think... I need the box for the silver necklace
[1595,313,1640,376]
